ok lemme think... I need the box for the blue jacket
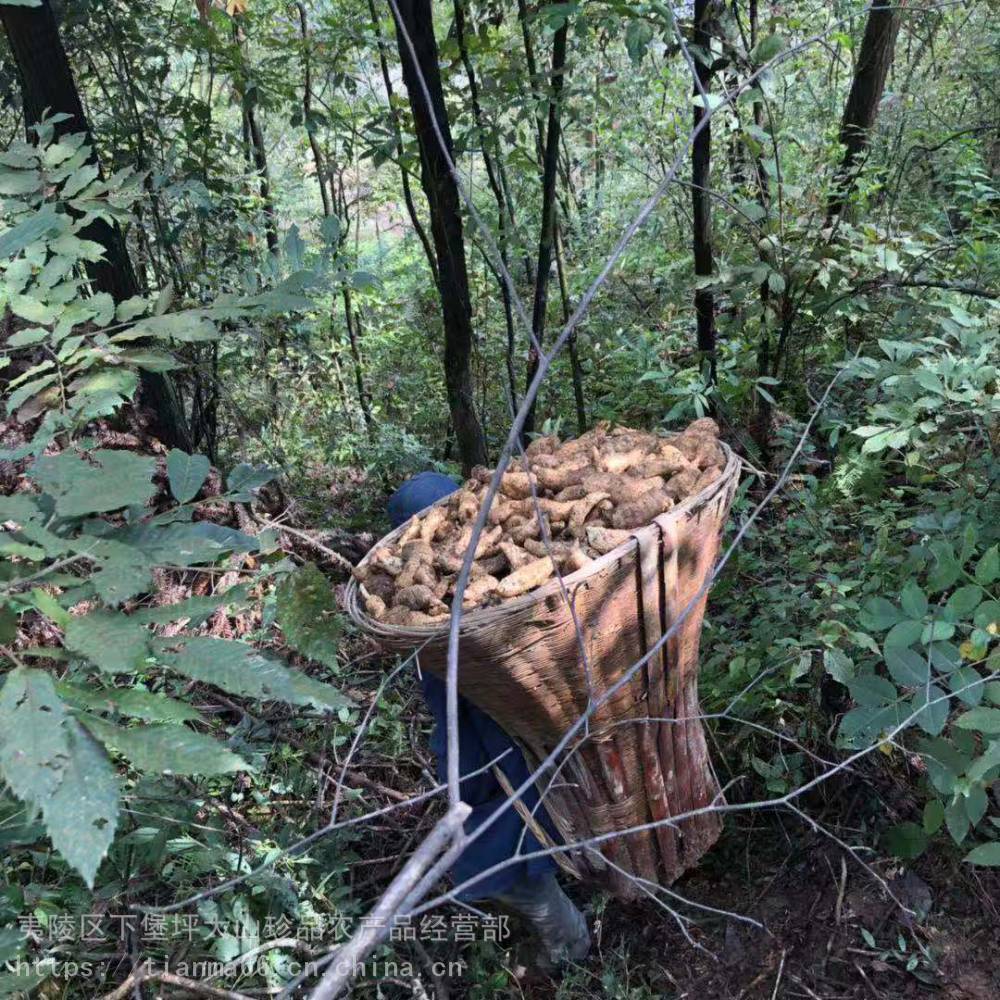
[388,472,557,898]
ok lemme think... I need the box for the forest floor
[337,654,1000,1000]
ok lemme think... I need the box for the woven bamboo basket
[345,441,740,901]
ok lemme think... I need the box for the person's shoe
[493,873,591,967]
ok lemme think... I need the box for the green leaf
[900,580,928,620]
[883,821,927,860]
[81,716,249,776]
[911,684,948,736]
[859,596,903,631]
[30,450,156,517]
[966,741,1000,783]
[41,720,119,887]
[0,668,70,804]
[115,295,150,323]
[275,563,342,670]
[946,585,982,619]
[0,170,41,196]
[927,542,961,593]
[921,620,955,644]
[120,521,258,566]
[226,462,278,501]
[923,799,944,835]
[949,666,985,707]
[91,557,153,606]
[61,161,99,199]
[28,587,71,629]
[963,843,1000,867]
[927,640,962,673]
[945,797,970,845]
[885,619,924,648]
[116,312,217,343]
[133,588,250,626]
[56,683,201,723]
[965,784,988,827]
[848,673,897,707]
[64,612,150,673]
[152,636,352,712]
[973,600,1000,630]
[167,450,211,504]
[750,32,785,64]
[975,546,999,585]
[823,648,854,683]
[0,203,60,258]
[0,606,17,644]
[885,645,929,687]
[955,707,1000,734]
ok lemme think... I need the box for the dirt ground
[497,812,1000,1000]
[339,762,1000,998]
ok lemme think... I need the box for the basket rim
[345,438,740,639]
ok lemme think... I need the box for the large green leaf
[955,707,1000,734]
[56,683,201,723]
[275,563,341,670]
[133,587,250,626]
[64,612,150,673]
[0,203,60,258]
[0,668,70,804]
[152,636,352,711]
[119,521,258,566]
[226,462,278,501]
[963,843,1000,867]
[81,716,248,776]
[31,450,156,516]
[166,450,211,504]
[41,720,119,887]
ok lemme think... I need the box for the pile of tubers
[355,419,725,627]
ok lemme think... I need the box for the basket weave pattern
[346,445,740,900]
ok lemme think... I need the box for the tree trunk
[343,287,374,433]
[366,0,439,286]
[522,19,569,440]
[244,102,279,257]
[453,0,520,413]
[554,225,587,434]
[391,0,488,473]
[0,0,191,451]
[827,2,903,219]
[691,0,717,384]
[295,2,331,218]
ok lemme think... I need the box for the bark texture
[392,0,488,473]
[827,2,903,218]
[522,19,569,439]
[691,0,717,382]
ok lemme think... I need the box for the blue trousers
[388,473,558,898]
[420,674,557,899]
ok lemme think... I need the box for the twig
[302,802,471,1000]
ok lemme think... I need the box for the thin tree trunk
[295,2,331,217]
[522,19,569,440]
[691,0,717,384]
[244,104,279,257]
[0,0,191,451]
[367,0,439,286]
[392,0,488,473]
[554,225,586,434]
[343,288,374,432]
[747,0,772,461]
[453,0,520,412]
[827,2,904,219]
[297,2,373,437]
